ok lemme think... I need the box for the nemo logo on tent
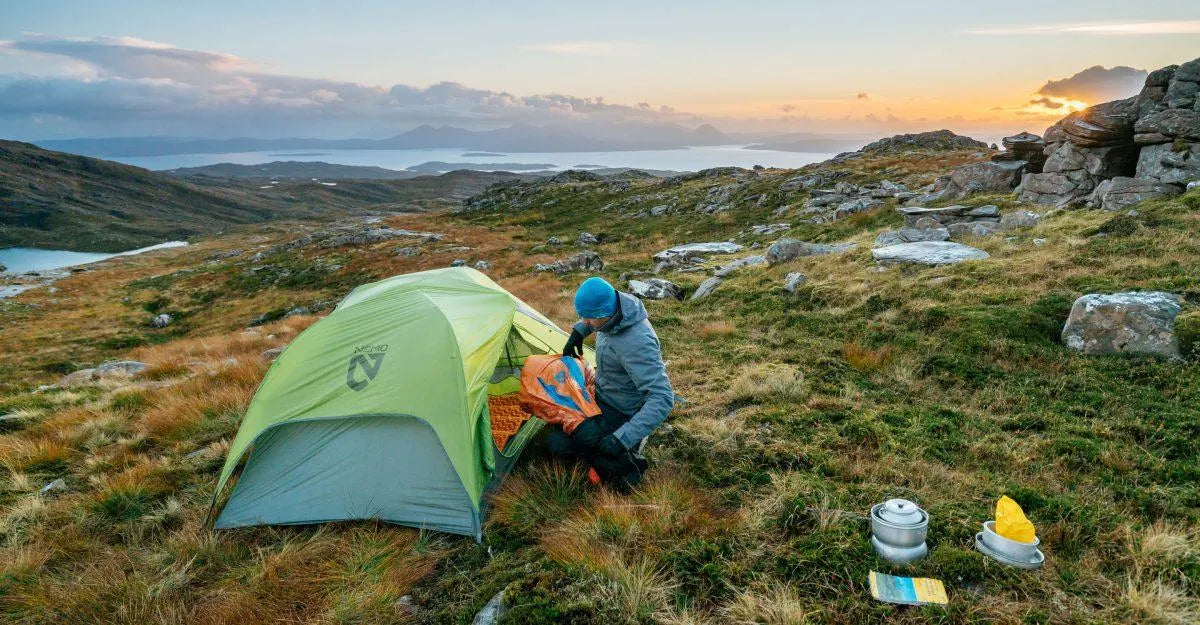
[346,352,386,391]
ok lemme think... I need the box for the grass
[0,151,1197,623]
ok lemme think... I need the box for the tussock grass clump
[728,363,810,405]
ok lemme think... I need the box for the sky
[1,0,1199,140]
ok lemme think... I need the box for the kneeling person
[548,276,674,489]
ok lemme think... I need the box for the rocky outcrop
[1062,292,1182,358]
[765,238,856,265]
[896,205,1001,231]
[858,130,988,154]
[532,251,603,274]
[941,161,1027,199]
[629,278,683,300]
[1016,56,1200,207]
[871,241,989,265]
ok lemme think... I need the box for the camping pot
[980,520,1040,562]
[870,499,929,549]
[870,535,929,564]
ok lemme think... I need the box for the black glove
[598,434,626,458]
[570,418,605,447]
[562,329,584,358]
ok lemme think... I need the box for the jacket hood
[603,292,647,334]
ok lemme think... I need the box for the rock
[1016,170,1096,206]
[0,263,6,272]
[1134,109,1200,142]
[833,197,882,220]
[900,226,950,242]
[1097,177,1183,211]
[38,479,66,495]
[1189,181,1200,191]
[1062,292,1183,358]
[999,210,1039,230]
[874,230,903,247]
[807,194,846,208]
[151,313,173,328]
[653,242,745,268]
[1033,238,1047,246]
[472,591,507,625]
[943,161,1027,198]
[713,255,766,277]
[780,172,828,191]
[533,251,604,274]
[649,204,670,216]
[690,277,724,300]
[284,306,310,318]
[946,222,999,240]
[95,360,148,379]
[395,246,421,257]
[261,347,285,362]
[967,205,1001,218]
[450,259,467,267]
[1062,97,1137,147]
[1135,142,1200,184]
[871,241,990,265]
[576,232,599,246]
[628,278,683,300]
[547,236,561,245]
[473,260,492,271]
[747,223,791,236]
[783,272,807,293]
[765,238,857,265]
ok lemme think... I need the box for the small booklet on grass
[868,571,948,606]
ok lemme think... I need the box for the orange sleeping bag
[518,355,602,434]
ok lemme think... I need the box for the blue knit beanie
[574,276,618,318]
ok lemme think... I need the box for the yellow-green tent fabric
[210,267,588,538]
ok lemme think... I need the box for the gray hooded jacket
[573,292,674,449]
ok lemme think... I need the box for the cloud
[0,35,685,139]
[517,41,636,55]
[1027,96,1064,110]
[966,20,1200,36]
[856,92,869,100]
[1036,65,1147,104]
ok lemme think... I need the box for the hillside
[0,131,1197,624]
[0,141,528,252]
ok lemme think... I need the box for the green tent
[210,267,589,538]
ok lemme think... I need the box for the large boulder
[766,238,856,265]
[1135,142,1200,184]
[998,210,1040,231]
[943,161,1027,198]
[628,278,683,300]
[994,132,1047,172]
[1060,97,1137,147]
[1016,169,1097,206]
[653,242,744,264]
[871,241,990,265]
[1134,109,1200,142]
[1062,292,1183,358]
[1095,177,1183,211]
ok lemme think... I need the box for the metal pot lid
[879,499,923,525]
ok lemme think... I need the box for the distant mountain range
[36,122,736,158]
[0,141,525,252]
[743,132,871,153]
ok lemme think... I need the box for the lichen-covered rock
[1096,177,1184,211]
[871,241,989,265]
[151,313,173,328]
[1135,142,1200,184]
[946,222,999,240]
[783,272,807,293]
[1016,170,1096,206]
[713,255,766,277]
[765,238,856,266]
[95,360,148,378]
[1062,292,1183,358]
[999,210,1040,231]
[943,161,1027,198]
[628,278,683,300]
[576,232,599,246]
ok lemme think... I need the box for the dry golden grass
[697,320,737,339]
[723,584,813,625]
[727,363,809,405]
[842,341,892,371]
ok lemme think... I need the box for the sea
[106,145,842,173]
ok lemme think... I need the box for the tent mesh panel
[487,394,530,452]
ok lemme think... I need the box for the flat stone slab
[653,241,744,262]
[896,205,969,217]
[1062,291,1182,358]
[871,241,990,265]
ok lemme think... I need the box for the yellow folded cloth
[995,495,1036,543]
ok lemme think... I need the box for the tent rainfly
[209,267,591,538]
